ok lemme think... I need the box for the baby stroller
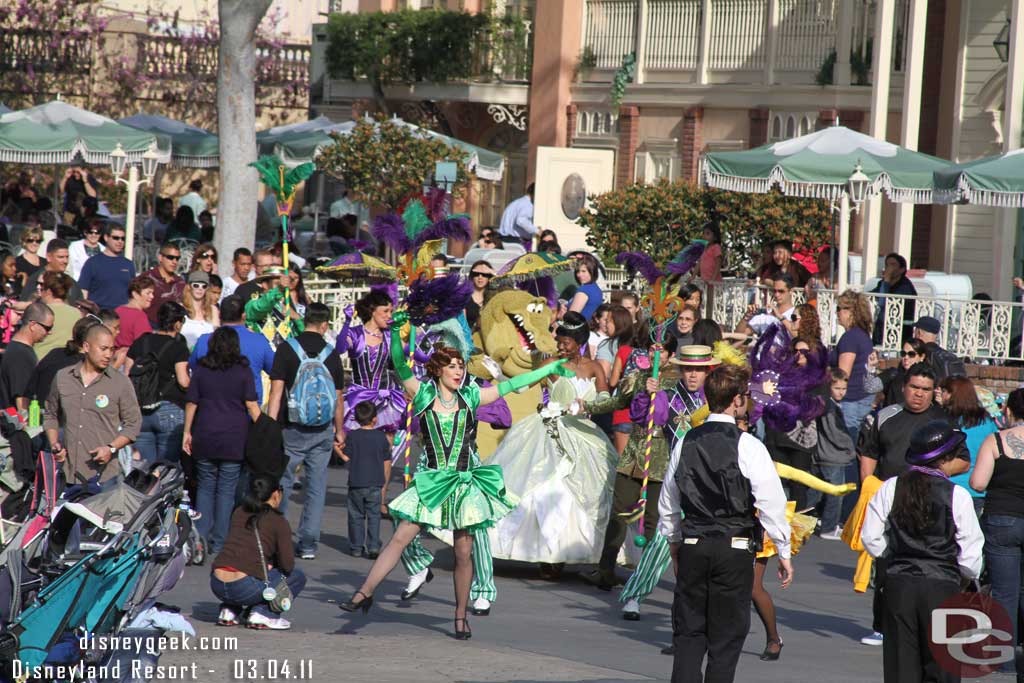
[0,461,194,680]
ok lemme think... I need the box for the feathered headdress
[405,272,473,326]
[371,187,472,256]
[666,239,707,276]
[747,325,827,432]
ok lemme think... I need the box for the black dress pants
[872,556,889,633]
[882,575,961,683]
[671,537,755,683]
[598,473,662,574]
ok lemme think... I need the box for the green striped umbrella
[119,113,219,168]
[704,126,948,204]
[0,100,168,165]
[933,148,1024,208]
[256,116,356,166]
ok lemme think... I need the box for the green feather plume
[249,155,316,202]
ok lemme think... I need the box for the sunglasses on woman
[470,271,493,279]
[197,252,214,260]
[900,350,919,358]
[24,239,41,244]
[191,282,208,290]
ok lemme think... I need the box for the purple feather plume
[370,282,399,308]
[615,252,664,285]
[666,240,706,276]
[371,213,410,254]
[422,187,450,222]
[517,275,558,309]
[406,273,473,326]
[412,215,472,250]
[747,324,827,431]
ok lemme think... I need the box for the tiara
[557,319,587,331]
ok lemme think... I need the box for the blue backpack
[286,338,337,427]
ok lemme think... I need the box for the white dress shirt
[658,413,793,559]
[498,194,537,240]
[861,475,984,579]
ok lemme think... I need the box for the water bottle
[28,400,39,428]
[178,489,191,513]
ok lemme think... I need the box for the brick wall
[749,108,770,148]
[879,360,1024,396]
[681,106,704,182]
[616,105,640,188]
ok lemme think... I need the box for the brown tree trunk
[216,0,272,272]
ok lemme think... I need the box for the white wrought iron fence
[708,0,768,71]
[582,0,639,69]
[706,280,1024,363]
[645,0,702,70]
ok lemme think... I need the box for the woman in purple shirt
[184,326,262,554]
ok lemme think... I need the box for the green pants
[400,528,496,601]
[598,473,663,574]
[619,532,672,603]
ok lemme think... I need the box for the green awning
[933,148,1024,208]
[704,126,948,204]
[119,113,219,169]
[0,100,168,166]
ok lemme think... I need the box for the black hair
[885,252,908,270]
[219,295,246,323]
[661,335,678,356]
[354,400,378,426]
[98,309,119,325]
[241,474,283,529]
[67,316,100,353]
[199,326,249,371]
[46,238,69,254]
[589,303,612,333]
[304,301,331,328]
[701,219,721,244]
[770,239,793,253]
[189,179,203,193]
[355,290,392,323]
[156,301,187,332]
[1006,388,1024,422]
[208,274,222,289]
[555,311,590,348]
[678,283,702,308]
[773,272,796,290]
[906,361,937,385]
[691,319,723,347]
[891,449,960,536]
[233,247,252,261]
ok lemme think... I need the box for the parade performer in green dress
[340,311,572,639]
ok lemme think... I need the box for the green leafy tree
[317,116,471,211]
[580,179,833,272]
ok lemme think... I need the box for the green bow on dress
[414,465,506,511]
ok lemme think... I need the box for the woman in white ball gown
[487,311,619,576]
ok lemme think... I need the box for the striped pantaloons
[400,528,497,601]
[619,532,672,603]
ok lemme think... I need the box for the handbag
[252,518,293,613]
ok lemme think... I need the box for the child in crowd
[809,368,856,539]
[341,401,392,559]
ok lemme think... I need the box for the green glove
[390,310,413,382]
[497,359,574,397]
[244,286,284,325]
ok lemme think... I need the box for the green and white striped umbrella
[703,126,948,204]
[119,113,219,168]
[256,116,356,167]
[933,148,1024,208]
[0,100,168,165]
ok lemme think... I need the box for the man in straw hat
[243,265,300,346]
[613,345,722,620]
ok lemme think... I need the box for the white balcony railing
[581,0,910,84]
[707,281,1024,363]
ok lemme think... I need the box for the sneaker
[298,550,316,560]
[860,631,883,646]
[247,612,291,630]
[622,598,641,621]
[819,526,843,541]
[217,606,239,626]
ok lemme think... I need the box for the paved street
[162,465,887,683]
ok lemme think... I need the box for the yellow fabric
[842,475,882,551]
[712,340,748,368]
[758,501,818,559]
[853,550,873,593]
[775,462,858,496]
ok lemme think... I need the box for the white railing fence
[706,280,1024,363]
[581,0,910,82]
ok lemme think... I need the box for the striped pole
[402,326,416,486]
[633,344,661,548]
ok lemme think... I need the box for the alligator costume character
[468,289,558,457]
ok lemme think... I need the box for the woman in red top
[114,275,155,364]
[698,222,723,282]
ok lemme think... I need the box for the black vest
[419,391,477,472]
[885,475,960,583]
[676,421,759,541]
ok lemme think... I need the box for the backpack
[286,338,337,427]
[129,336,175,414]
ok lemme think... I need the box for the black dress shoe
[622,610,640,622]
[760,640,783,661]
[581,569,619,591]
[661,645,675,655]
[339,591,373,614]
[454,617,472,640]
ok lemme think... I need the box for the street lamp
[837,161,874,292]
[994,18,1011,63]
[110,141,160,262]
